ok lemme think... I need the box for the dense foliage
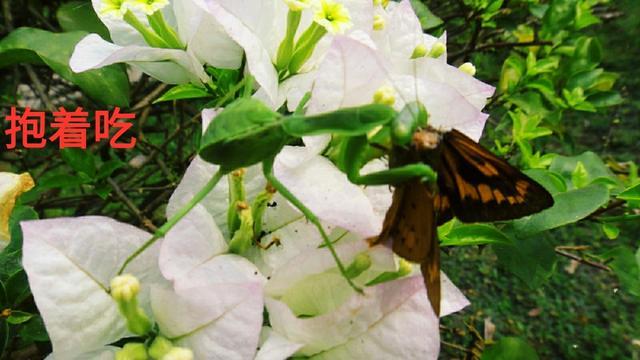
[0,0,638,358]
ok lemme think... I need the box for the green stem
[147,11,184,49]
[276,10,302,71]
[215,77,247,107]
[598,214,640,223]
[123,10,170,49]
[117,169,226,275]
[289,23,327,75]
[262,159,363,294]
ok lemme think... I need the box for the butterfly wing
[374,180,441,315]
[436,129,554,223]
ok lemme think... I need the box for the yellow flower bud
[373,14,385,31]
[459,62,477,76]
[428,42,446,58]
[411,44,428,59]
[110,274,140,302]
[373,85,396,106]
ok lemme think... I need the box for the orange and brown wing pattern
[436,129,554,222]
[375,180,441,315]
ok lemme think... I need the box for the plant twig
[554,248,612,272]
[108,177,158,232]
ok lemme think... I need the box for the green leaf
[507,184,610,236]
[598,247,640,296]
[494,235,556,288]
[618,183,640,202]
[199,98,290,171]
[524,169,567,195]
[440,224,512,247]
[574,37,602,65]
[601,223,620,240]
[6,311,33,325]
[0,207,38,283]
[482,337,539,360]
[542,0,577,34]
[499,54,525,93]
[37,173,89,189]
[61,148,97,178]
[566,69,603,91]
[409,0,443,29]
[571,161,589,188]
[96,160,125,180]
[0,28,130,107]
[283,104,396,137]
[56,1,110,40]
[154,84,212,104]
[549,152,619,189]
[587,91,624,108]
[18,315,49,343]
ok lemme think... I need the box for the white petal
[46,346,119,360]
[167,157,265,239]
[91,0,146,46]
[70,34,208,84]
[391,75,489,141]
[204,0,280,103]
[308,36,387,115]
[441,272,471,317]
[416,58,495,110]
[22,217,163,357]
[372,0,423,73]
[267,275,437,357]
[153,255,265,360]
[256,327,304,360]
[159,204,228,281]
[245,193,323,276]
[266,240,368,297]
[312,289,439,360]
[174,0,243,69]
[274,146,380,237]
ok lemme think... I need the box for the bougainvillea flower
[70,0,242,84]
[22,216,264,359]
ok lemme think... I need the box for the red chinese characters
[3,107,136,150]
[4,107,47,149]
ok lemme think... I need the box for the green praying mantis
[116,96,439,294]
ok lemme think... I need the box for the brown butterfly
[371,127,554,316]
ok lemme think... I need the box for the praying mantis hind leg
[262,158,364,294]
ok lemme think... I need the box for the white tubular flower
[111,274,141,302]
[0,172,34,243]
[284,0,314,12]
[100,0,130,19]
[314,0,353,34]
[128,0,170,15]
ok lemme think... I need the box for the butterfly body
[374,127,554,316]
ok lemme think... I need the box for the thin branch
[107,177,158,232]
[554,248,612,272]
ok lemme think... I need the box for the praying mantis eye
[390,102,428,147]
